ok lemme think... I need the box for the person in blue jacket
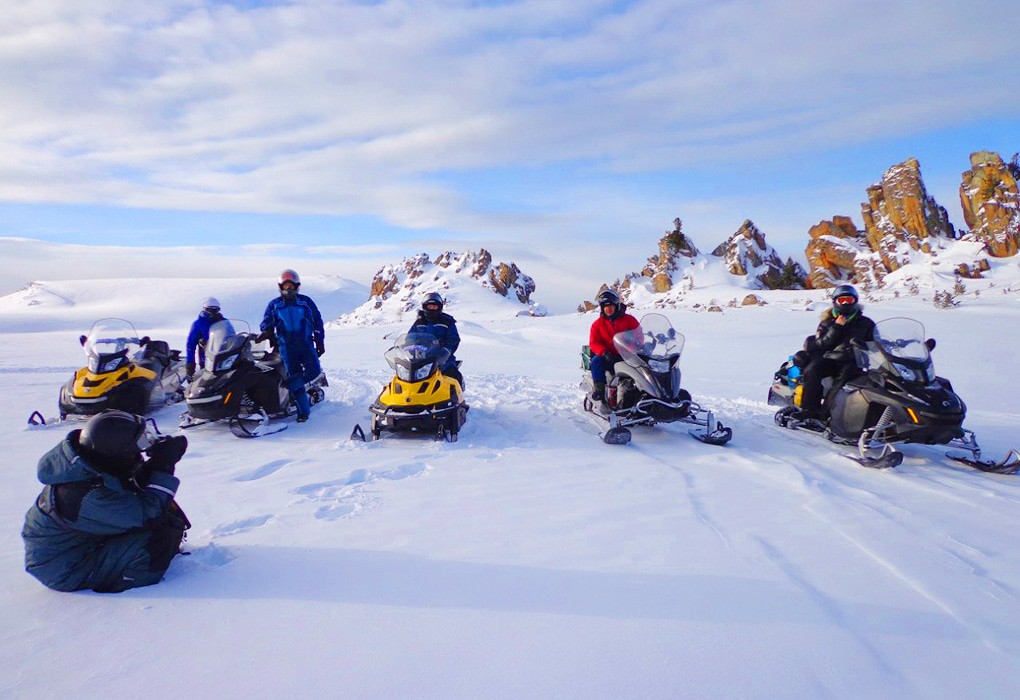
[185,296,224,378]
[408,292,463,387]
[259,269,325,422]
[22,410,190,593]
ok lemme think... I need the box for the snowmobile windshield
[614,313,685,371]
[385,332,449,382]
[870,317,934,384]
[84,318,143,373]
[204,319,243,373]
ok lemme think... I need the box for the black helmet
[831,284,859,316]
[597,289,621,316]
[278,269,300,300]
[422,292,444,313]
[79,410,153,473]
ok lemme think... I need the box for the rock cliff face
[861,157,956,269]
[959,151,1020,257]
[368,249,537,311]
[711,219,807,289]
[806,158,961,288]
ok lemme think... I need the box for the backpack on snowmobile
[47,318,187,421]
[770,317,1018,473]
[180,319,327,437]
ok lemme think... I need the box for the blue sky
[2,0,1019,299]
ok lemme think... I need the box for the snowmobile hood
[36,430,105,485]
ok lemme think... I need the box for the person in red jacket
[588,289,639,401]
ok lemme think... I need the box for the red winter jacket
[589,312,640,356]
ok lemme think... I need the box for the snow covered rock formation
[340,249,544,325]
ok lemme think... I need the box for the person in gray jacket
[22,410,190,593]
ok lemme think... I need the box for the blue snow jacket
[186,309,224,366]
[22,431,182,593]
[409,310,460,371]
[260,294,324,351]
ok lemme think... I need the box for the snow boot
[591,382,606,402]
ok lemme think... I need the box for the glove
[791,350,811,368]
[600,351,619,363]
[185,362,196,378]
[146,435,188,475]
[315,339,325,357]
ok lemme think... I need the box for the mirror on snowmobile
[79,334,87,346]
[926,338,937,351]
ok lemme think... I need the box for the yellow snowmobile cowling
[70,363,157,398]
[368,331,468,442]
[375,371,461,409]
[56,318,186,418]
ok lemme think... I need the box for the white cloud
[0,0,1018,236]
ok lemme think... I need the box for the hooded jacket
[22,430,180,592]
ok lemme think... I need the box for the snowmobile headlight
[647,358,671,373]
[892,362,917,382]
[396,364,412,382]
[414,364,433,381]
[215,354,237,372]
[99,357,123,373]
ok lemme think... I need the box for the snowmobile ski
[227,411,289,439]
[947,448,1020,475]
[350,423,367,442]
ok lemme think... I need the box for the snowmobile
[579,313,733,446]
[179,320,327,438]
[769,317,1019,473]
[29,318,187,426]
[352,331,468,442]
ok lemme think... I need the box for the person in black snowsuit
[22,410,190,593]
[791,285,876,420]
[408,292,463,388]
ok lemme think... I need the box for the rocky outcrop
[806,158,962,288]
[368,249,537,309]
[805,216,870,288]
[712,219,807,289]
[860,157,956,271]
[959,151,1020,257]
[635,218,698,293]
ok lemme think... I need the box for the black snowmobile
[769,317,1019,473]
[580,313,733,446]
[180,320,327,438]
[352,331,469,443]
[29,318,187,425]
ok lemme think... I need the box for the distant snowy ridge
[0,276,367,333]
[336,249,546,326]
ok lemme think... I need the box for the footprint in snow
[234,458,294,482]
[209,514,274,537]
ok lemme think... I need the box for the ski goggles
[834,295,856,305]
[424,302,441,310]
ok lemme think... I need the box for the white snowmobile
[580,313,733,446]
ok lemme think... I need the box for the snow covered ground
[2,277,1020,699]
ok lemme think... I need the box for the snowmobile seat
[140,339,173,370]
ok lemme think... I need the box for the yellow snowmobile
[358,331,468,442]
[35,319,186,423]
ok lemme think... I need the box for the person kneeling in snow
[22,410,190,593]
